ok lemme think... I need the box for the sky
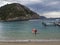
[0,0,60,18]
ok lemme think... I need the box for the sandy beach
[0,41,60,45]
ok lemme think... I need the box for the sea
[0,19,60,41]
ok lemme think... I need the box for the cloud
[42,11,60,18]
[2,0,43,5]
[0,0,12,7]
[0,0,60,18]
[46,1,60,6]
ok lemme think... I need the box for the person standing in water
[32,28,37,35]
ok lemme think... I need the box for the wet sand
[0,41,60,45]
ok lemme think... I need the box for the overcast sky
[0,0,60,18]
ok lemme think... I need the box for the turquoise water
[0,20,60,40]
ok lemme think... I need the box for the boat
[55,22,60,26]
[42,19,60,26]
[54,19,60,26]
[57,23,60,26]
[42,21,55,26]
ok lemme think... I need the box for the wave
[0,39,60,42]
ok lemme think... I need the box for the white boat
[55,22,60,26]
[42,21,55,26]
[42,19,60,26]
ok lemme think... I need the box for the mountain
[0,3,40,21]
[40,16,46,19]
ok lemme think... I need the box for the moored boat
[42,21,55,26]
[55,22,60,26]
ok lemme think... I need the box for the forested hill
[0,3,40,21]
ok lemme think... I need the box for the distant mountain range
[0,3,40,21]
[39,16,46,19]
[47,18,60,20]
[40,16,60,19]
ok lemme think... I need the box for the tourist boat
[42,21,55,26]
[54,19,60,26]
[55,22,60,26]
[42,19,60,26]
[57,23,60,26]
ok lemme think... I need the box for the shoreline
[0,39,60,42]
[0,39,60,45]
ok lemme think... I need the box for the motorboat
[42,21,55,26]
